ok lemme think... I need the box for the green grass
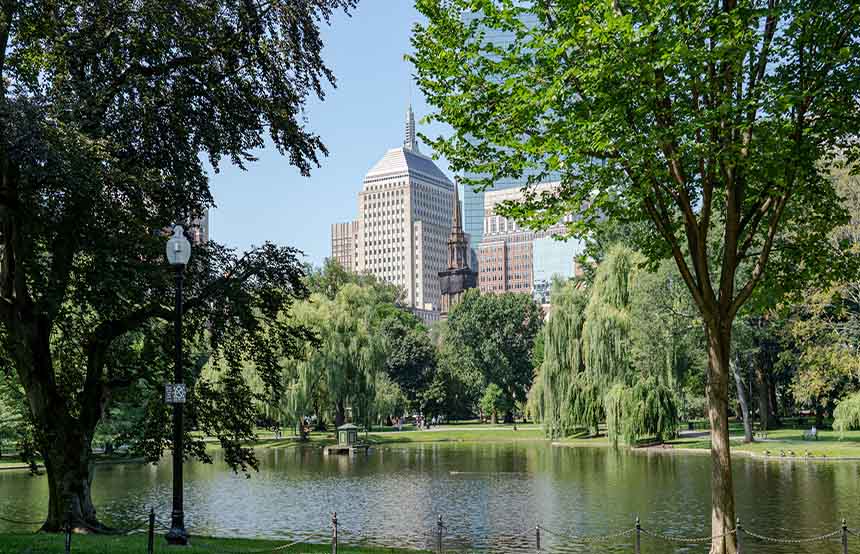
[0,533,426,554]
[554,425,860,459]
[0,425,546,472]
[251,425,546,450]
[666,427,860,458]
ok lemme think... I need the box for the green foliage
[582,245,639,385]
[604,381,679,447]
[423,337,484,419]
[281,283,399,427]
[372,374,407,424]
[1,0,356,525]
[412,2,860,535]
[530,246,683,442]
[411,1,856,302]
[530,279,589,437]
[445,289,544,414]
[834,392,860,436]
[479,383,507,423]
[780,282,860,415]
[380,315,436,411]
[630,260,706,388]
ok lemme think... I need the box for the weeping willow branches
[530,245,682,444]
[280,284,387,429]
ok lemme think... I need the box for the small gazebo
[337,423,360,446]
[324,423,369,456]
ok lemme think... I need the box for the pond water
[1,441,857,553]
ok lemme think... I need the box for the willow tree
[582,246,639,385]
[584,246,679,443]
[412,3,858,550]
[530,279,590,437]
[282,284,386,429]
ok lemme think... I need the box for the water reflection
[0,442,855,553]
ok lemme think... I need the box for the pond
[1,441,857,553]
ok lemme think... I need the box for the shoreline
[6,425,858,472]
[552,437,860,463]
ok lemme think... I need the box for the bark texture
[731,357,753,443]
[707,326,738,554]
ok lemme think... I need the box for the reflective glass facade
[532,236,585,304]
[460,10,558,268]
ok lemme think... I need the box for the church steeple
[447,184,468,269]
[439,180,477,318]
[404,104,420,153]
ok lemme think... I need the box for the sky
[208,1,452,267]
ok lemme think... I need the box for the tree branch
[730,194,788,317]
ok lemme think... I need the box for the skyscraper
[330,221,359,271]
[331,106,455,321]
[460,10,559,263]
[477,182,581,298]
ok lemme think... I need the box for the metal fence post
[736,517,742,554]
[331,512,338,554]
[437,515,444,554]
[634,516,640,554]
[64,514,72,554]
[535,525,541,551]
[147,508,155,554]
[842,518,848,554]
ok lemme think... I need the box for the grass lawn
[555,425,860,459]
[252,425,546,450]
[665,427,860,459]
[0,425,546,472]
[0,533,426,554]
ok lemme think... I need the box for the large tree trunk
[41,426,103,532]
[755,365,770,430]
[730,357,753,443]
[814,405,824,428]
[754,365,780,430]
[768,383,781,426]
[706,325,738,554]
[13,317,106,533]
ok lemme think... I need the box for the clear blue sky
[209,1,451,267]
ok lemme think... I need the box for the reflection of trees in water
[0,444,857,553]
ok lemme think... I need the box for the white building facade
[334,107,456,316]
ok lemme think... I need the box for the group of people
[415,415,443,430]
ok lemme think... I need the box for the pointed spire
[451,182,462,233]
[404,104,420,153]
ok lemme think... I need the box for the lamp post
[165,225,191,546]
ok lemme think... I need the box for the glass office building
[460,10,559,265]
[531,236,584,304]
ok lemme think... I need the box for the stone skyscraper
[331,106,455,322]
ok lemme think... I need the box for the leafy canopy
[445,289,543,410]
[0,0,356,514]
[411,0,859,321]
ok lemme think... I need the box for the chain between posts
[538,524,637,543]
[640,526,737,543]
[741,527,842,544]
[192,532,328,554]
[4,508,856,552]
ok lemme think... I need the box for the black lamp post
[165,225,191,546]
